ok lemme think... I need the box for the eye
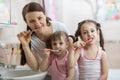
[83,31,87,34]
[91,30,94,33]
[52,43,57,46]
[38,17,42,21]
[29,20,35,23]
[59,42,63,45]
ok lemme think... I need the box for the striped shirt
[78,47,102,80]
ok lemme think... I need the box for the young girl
[68,20,108,80]
[39,31,74,80]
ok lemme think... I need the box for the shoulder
[50,21,66,28]
[50,21,65,25]
[101,50,107,56]
[101,50,108,59]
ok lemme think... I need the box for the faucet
[0,63,5,68]
[0,62,16,69]
[6,64,16,69]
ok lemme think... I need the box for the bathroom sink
[0,69,47,80]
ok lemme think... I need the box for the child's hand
[42,48,51,58]
[73,37,86,49]
[68,37,74,49]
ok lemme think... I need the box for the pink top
[78,47,102,80]
[49,51,68,80]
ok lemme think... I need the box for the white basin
[0,69,47,80]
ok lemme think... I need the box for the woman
[17,2,69,80]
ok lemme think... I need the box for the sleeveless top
[49,51,68,80]
[78,47,102,80]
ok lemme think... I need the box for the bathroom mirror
[0,0,11,24]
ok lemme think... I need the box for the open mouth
[51,50,61,53]
[85,38,93,43]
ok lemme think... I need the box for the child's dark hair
[46,31,69,49]
[75,19,105,51]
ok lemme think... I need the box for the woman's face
[25,11,47,32]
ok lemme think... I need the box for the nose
[88,31,92,36]
[55,44,60,48]
[34,20,41,27]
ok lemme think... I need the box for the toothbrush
[49,50,60,53]
[40,49,60,53]
[10,48,14,64]
[85,38,93,44]
[73,38,93,51]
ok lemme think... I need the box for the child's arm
[66,37,75,80]
[66,37,81,80]
[99,51,108,80]
[39,49,50,71]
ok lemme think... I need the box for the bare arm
[39,49,50,71]
[17,30,39,71]
[22,46,39,71]
[66,37,81,80]
[99,51,108,80]
[66,37,75,80]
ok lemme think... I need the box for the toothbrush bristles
[51,50,60,53]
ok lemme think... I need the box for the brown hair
[46,31,69,49]
[75,19,105,51]
[20,2,51,65]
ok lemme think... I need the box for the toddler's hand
[42,49,51,58]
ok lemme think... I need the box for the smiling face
[25,11,47,32]
[80,22,99,44]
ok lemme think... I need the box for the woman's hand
[17,30,32,47]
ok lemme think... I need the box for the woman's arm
[17,30,39,71]
[22,46,39,71]
[99,51,108,80]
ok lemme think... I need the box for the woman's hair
[22,2,51,26]
[75,19,105,51]
[46,31,69,49]
[20,2,51,65]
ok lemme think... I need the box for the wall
[0,0,40,64]
[60,0,120,69]
[61,0,120,40]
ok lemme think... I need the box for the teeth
[32,27,41,32]
[51,50,60,53]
